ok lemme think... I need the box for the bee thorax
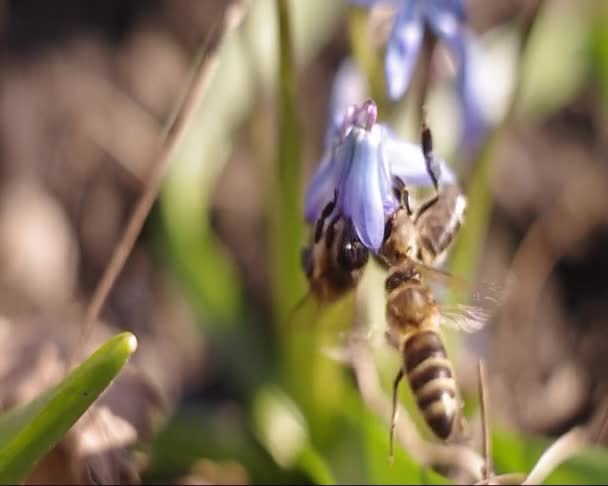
[387,286,435,328]
[381,209,418,266]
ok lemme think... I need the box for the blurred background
[0,0,608,484]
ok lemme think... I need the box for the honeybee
[381,256,489,455]
[378,189,471,451]
[301,191,369,304]
[378,127,489,454]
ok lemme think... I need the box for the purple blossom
[305,99,455,252]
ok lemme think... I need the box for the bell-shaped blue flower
[305,99,455,252]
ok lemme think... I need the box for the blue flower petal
[454,33,488,155]
[382,129,456,187]
[426,0,467,23]
[338,127,386,251]
[384,2,424,101]
[425,1,465,41]
[459,72,487,155]
[376,128,400,214]
[427,5,488,154]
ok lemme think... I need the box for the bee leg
[413,193,439,224]
[392,176,412,216]
[414,120,442,223]
[389,368,405,463]
[421,120,440,195]
[403,190,412,216]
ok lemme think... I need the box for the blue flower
[305,99,455,252]
[350,0,487,153]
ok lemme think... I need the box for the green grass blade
[0,332,137,484]
[297,444,336,485]
[273,0,316,425]
[272,0,305,324]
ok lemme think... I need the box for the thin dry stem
[474,473,526,486]
[68,2,246,367]
[522,427,588,485]
[478,360,492,482]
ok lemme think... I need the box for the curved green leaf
[0,332,137,484]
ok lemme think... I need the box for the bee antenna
[284,290,314,329]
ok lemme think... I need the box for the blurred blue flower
[305,98,455,252]
[350,0,487,153]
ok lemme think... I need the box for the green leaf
[361,413,451,485]
[296,444,337,485]
[142,405,307,485]
[492,428,544,475]
[0,332,137,484]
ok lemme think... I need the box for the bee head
[337,220,369,271]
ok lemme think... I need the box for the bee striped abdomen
[404,330,458,440]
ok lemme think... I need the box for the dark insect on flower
[349,0,487,153]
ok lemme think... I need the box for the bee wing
[405,258,504,334]
[410,258,505,304]
[320,327,386,364]
[439,303,492,333]
[438,280,504,333]
[410,259,474,294]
